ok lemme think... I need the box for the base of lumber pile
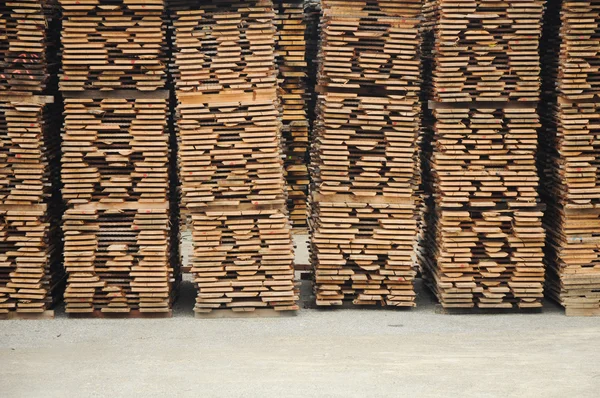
[434,305,543,315]
[194,307,298,319]
[67,309,172,319]
[0,310,55,320]
[564,308,600,317]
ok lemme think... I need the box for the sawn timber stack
[0,0,64,319]
[419,0,547,310]
[275,0,310,229]
[58,0,178,317]
[540,0,600,316]
[310,0,423,307]
[168,0,298,316]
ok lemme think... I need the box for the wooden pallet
[68,309,172,319]
[0,310,55,320]
[194,307,298,319]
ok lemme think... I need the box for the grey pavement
[0,236,599,397]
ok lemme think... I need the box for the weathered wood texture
[168,0,298,315]
[540,0,600,315]
[310,0,423,307]
[419,0,546,310]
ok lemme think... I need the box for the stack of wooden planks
[59,0,178,317]
[168,0,298,316]
[275,0,310,229]
[0,0,64,319]
[304,0,321,127]
[427,0,544,103]
[59,0,167,91]
[0,0,60,95]
[540,0,600,316]
[419,0,547,310]
[310,0,422,307]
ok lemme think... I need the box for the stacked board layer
[310,0,423,307]
[169,0,298,315]
[426,0,545,103]
[58,0,178,316]
[275,0,310,229]
[540,0,600,316]
[0,0,60,95]
[0,99,64,318]
[0,1,64,318]
[419,0,546,310]
[59,0,168,91]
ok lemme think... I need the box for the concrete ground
[1,236,599,397]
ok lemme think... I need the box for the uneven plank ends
[0,101,64,319]
[275,0,310,229]
[0,0,60,96]
[0,1,64,319]
[420,107,546,309]
[427,0,545,103]
[419,0,547,310]
[59,0,168,92]
[310,0,423,308]
[539,0,600,316]
[61,97,170,205]
[59,0,179,317]
[168,0,298,316]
